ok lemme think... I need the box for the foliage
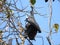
[30,0,36,5]
[0,0,60,45]
[53,24,59,32]
[0,30,2,33]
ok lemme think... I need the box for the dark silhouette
[45,0,55,2]
[24,16,41,40]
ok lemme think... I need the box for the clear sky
[20,0,60,45]
[12,0,60,45]
[0,0,60,45]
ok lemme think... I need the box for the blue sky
[12,0,60,45]
[22,0,60,45]
[0,0,60,45]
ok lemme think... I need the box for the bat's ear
[25,18,28,22]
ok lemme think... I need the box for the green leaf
[0,30,3,33]
[0,0,2,1]
[30,0,36,5]
[53,24,59,32]
[7,14,10,18]
[9,9,12,13]
[6,9,12,18]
